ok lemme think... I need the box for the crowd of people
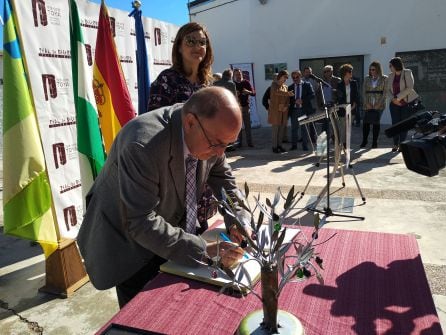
[77,21,419,309]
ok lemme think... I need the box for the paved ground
[1,125,445,334]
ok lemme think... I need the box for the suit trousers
[272,124,285,149]
[290,107,300,146]
[238,105,253,146]
[116,255,166,308]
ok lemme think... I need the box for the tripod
[303,79,365,220]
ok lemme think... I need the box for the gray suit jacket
[77,104,238,290]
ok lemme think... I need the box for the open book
[160,222,300,293]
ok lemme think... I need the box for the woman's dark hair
[339,64,353,79]
[171,22,214,85]
[389,57,404,71]
[369,61,383,77]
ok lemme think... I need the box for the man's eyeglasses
[192,114,229,149]
[184,37,207,48]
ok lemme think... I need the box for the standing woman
[361,61,387,148]
[148,22,213,111]
[268,70,294,153]
[336,64,359,146]
[148,22,216,227]
[387,57,418,152]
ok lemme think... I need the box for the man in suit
[288,70,315,151]
[77,87,247,308]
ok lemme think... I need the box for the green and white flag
[69,0,106,205]
[2,0,58,257]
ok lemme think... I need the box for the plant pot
[237,309,304,335]
[237,264,304,334]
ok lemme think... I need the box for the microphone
[309,74,332,88]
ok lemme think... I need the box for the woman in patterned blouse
[148,22,216,228]
[148,22,214,111]
[361,61,387,148]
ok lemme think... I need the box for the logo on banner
[153,27,169,47]
[32,0,61,27]
[42,74,70,99]
[81,18,98,29]
[42,74,57,100]
[32,0,47,27]
[59,180,82,194]
[120,55,133,64]
[63,206,77,231]
[85,44,93,66]
[38,47,70,59]
[52,143,67,169]
[49,116,76,129]
[154,27,162,46]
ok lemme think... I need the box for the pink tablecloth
[97,228,442,335]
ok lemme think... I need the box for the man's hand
[228,224,252,245]
[206,241,244,268]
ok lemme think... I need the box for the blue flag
[129,2,150,115]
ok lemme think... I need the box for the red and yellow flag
[93,0,136,152]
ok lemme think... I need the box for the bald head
[183,87,242,159]
[184,86,240,119]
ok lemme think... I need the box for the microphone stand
[306,76,364,220]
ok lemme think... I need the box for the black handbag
[407,98,425,112]
[403,71,425,112]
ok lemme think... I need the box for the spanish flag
[93,0,136,152]
[2,0,58,257]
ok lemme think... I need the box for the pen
[219,232,249,259]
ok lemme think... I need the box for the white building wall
[190,0,446,125]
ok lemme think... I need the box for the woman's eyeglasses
[184,37,207,48]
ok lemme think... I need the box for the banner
[230,62,261,128]
[10,0,178,240]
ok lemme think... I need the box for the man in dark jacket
[288,70,315,151]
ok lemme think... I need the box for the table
[97,228,442,334]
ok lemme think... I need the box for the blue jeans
[390,103,411,146]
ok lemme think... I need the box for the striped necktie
[185,155,198,234]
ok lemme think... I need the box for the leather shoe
[272,148,280,153]
[372,142,378,148]
[278,146,287,152]
[290,145,297,151]
[360,141,367,148]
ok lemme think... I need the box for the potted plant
[207,183,327,334]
